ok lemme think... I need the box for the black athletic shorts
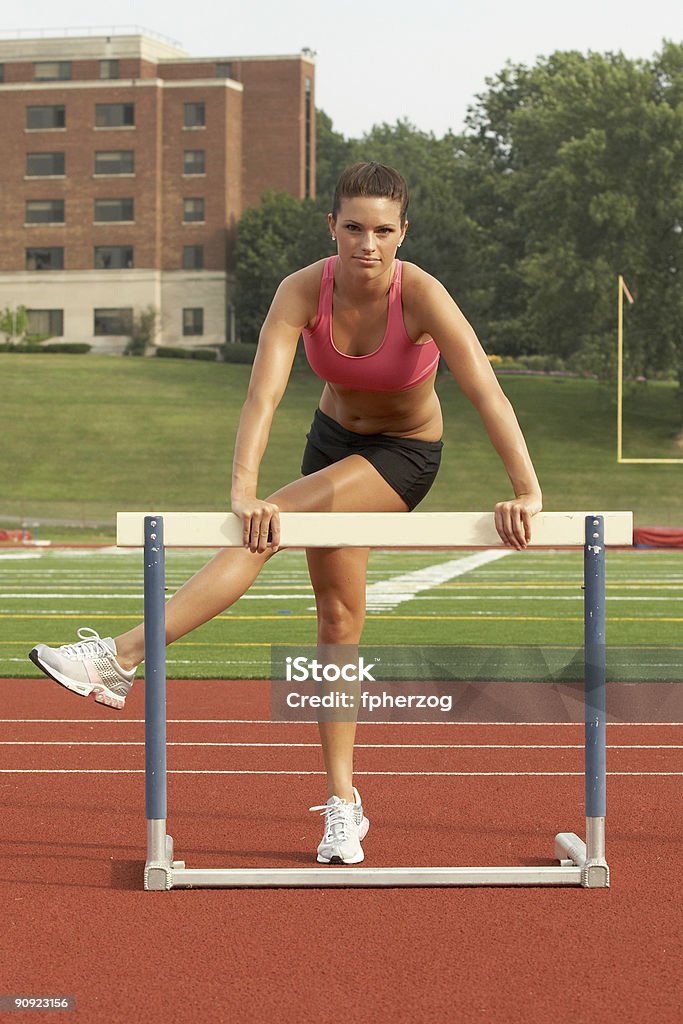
[301,408,443,511]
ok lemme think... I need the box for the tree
[462,45,683,394]
[234,117,477,342]
[315,109,353,203]
[234,52,683,417]
[0,306,28,343]
[234,191,329,342]
[125,306,158,356]
[346,121,476,305]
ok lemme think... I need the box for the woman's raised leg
[114,453,408,669]
[31,455,408,719]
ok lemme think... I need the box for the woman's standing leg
[305,546,369,803]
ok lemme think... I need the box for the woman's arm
[410,269,542,549]
[231,270,315,552]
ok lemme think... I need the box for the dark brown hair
[332,162,409,225]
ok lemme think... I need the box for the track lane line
[1,741,679,749]
[0,769,680,776]
[0,719,680,725]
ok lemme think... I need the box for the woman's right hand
[231,496,281,553]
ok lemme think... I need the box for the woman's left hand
[494,493,543,550]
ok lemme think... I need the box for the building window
[26,105,66,130]
[26,152,65,177]
[95,103,135,128]
[100,59,119,80]
[94,198,134,222]
[183,308,204,336]
[26,200,64,224]
[94,150,135,175]
[34,61,72,81]
[0,65,4,84]
[183,198,205,223]
[216,62,233,78]
[26,247,64,271]
[94,246,134,269]
[184,102,205,127]
[26,309,64,337]
[183,150,205,175]
[94,308,133,335]
[183,245,204,270]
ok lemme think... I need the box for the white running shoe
[310,787,370,864]
[29,627,137,710]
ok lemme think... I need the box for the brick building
[0,30,315,350]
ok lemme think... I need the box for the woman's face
[329,196,407,273]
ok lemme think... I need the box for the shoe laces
[309,797,355,842]
[61,627,113,661]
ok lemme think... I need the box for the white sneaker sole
[28,647,126,710]
[317,816,370,865]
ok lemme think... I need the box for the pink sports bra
[302,256,440,392]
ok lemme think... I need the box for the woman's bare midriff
[317,374,443,440]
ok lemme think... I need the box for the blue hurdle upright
[115,510,632,889]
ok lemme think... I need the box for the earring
[331,236,336,243]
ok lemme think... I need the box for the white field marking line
[0,719,680,727]
[0,554,42,561]
[435,582,683,589]
[10,613,683,621]
[5,642,683,654]
[0,593,314,600]
[7,610,683,618]
[374,595,683,601]
[0,594,144,600]
[1,741,679,749]
[6,580,683,590]
[3,598,683,602]
[1,770,680,776]
[305,549,513,613]
[5,594,683,603]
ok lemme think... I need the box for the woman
[30,162,542,865]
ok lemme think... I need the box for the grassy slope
[2,353,681,537]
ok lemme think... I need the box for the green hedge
[0,341,43,353]
[156,344,254,363]
[42,343,92,354]
[221,343,256,365]
[0,341,91,354]
[156,346,219,361]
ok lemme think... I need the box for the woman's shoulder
[268,259,329,330]
[279,258,328,304]
[284,257,329,288]
[400,261,451,307]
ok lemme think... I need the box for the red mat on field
[0,528,32,542]
[633,526,683,548]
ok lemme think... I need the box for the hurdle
[116,510,633,890]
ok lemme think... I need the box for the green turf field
[3,546,681,680]
[1,353,682,538]
[2,354,681,684]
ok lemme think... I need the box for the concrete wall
[0,269,228,352]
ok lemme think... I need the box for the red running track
[0,678,681,1024]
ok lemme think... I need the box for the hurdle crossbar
[115,510,632,890]
[117,510,633,549]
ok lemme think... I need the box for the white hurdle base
[144,822,609,890]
